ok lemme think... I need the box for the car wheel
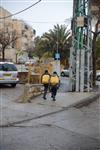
[11,84,16,87]
[97,76,100,81]
[61,72,65,77]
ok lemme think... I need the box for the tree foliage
[96,37,100,59]
[92,18,100,86]
[33,36,49,58]
[34,24,71,64]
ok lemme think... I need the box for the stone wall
[18,72,41,84]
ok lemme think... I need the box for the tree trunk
[2,48,5,61]
[16,53,18,64]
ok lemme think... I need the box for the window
[0,63,17,71]
[0,64,3,71]
[25,25,28,30]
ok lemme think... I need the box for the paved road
[0,84,100,150]
[0,97,100,150]
[0,79,100,150]
[0,84,24,104]
[59,77,70,92]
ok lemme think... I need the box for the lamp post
[53,29,60,76]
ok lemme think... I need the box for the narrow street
[0,79,100,150]
[1,0,100,149]
[0,96,100,150]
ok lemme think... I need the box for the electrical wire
[0,0,42,20]
[23,21,65,24]
[19,18,71,24]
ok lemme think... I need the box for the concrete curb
[72,93,100,108]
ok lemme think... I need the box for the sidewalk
[0,91,100,127]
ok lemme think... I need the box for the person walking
[50,71,60,101]
[41,70,50,100]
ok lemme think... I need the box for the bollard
[22,83,31,103]
[21,83,43,103]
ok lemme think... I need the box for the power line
[2,0,72,2]
[23,21,65,24]
[19,18,71,24]
[0,0,42,20]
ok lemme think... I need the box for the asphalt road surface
[0,83,100,150]
[0,79,100,150]
[0,98,100,150]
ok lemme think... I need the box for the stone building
[12,19,35,51]
[0,7,35,62]
[0,7,12,28]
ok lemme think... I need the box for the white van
[61,69,69,77]
[0,62,19,87]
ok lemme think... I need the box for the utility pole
[69,0,92,92]
[53,28,60,77]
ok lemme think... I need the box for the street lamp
[53,29,60,76]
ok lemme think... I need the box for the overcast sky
[1,0,73,36]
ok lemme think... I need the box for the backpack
[42,74,50,84]
[50,76,59,85]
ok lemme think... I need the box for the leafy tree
[92,18,100,86]
[34,24,71,66]
[96,37,100,59]
[33,36,51,59]
[42,51,53,59]
[95,37,100,69]
[42,24,71,65]
[26,44,35,59]
[16,49,24,63]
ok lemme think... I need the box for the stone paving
[0,84,100,126]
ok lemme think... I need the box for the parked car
[96,71,100,81]
[25,59,35,66]
[61,69,69,77]
[0,62,19,87]
[17,58,26,64]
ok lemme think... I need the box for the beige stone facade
[0,7,12,27]
[5,48,16,62]
[0,7,35,62]
[12,19,34,51]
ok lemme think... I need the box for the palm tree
[42,24,71,66]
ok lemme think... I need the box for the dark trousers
[51,85,58,99]
[43,84,49,98]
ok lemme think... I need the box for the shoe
[53,98,56,101]
[43,97,46,100]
